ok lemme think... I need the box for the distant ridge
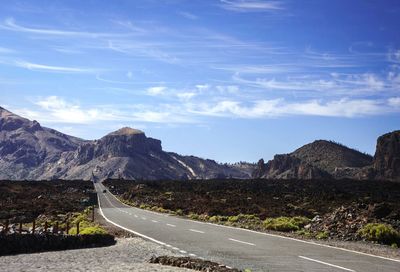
[0,106,251,181]
[0,106,398,182]
[253,132,399,182]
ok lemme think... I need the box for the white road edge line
[228,238,256,246]
[187,218,400,263]
[299,256,356,272]
[189,229,205,234]
[97,191,167,247]
[102,185,400,264]
[180,250,187,254]
[167,224,176,227]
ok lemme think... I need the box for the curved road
[94,182,400,272]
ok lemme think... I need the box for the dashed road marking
[167,224,176,227]
[152,220,159,223]
[228,238,256,246]
[189,229,205,234]
[141,217,147,220]
[299,256,355,272]
[180,250,187,254]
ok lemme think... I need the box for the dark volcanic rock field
[105,178,400,241]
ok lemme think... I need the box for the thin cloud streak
[19,96,400,128]
[15,60,100,73]
[0,17,130,38]
[219,0,284,12]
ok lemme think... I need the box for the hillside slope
[0,107,250,181]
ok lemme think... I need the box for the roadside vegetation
[105,179,400,247]
[358,223,400,247]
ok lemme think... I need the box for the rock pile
[150,256,241,272]
[307,203,400,241]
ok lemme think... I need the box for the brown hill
[0,106,250,181]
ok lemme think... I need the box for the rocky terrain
[0,107,250,181]
[105,178,400,243]
[0,180,94,223]
[253,131,400,182]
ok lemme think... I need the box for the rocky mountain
[374,130,400,180]
[253,133,400,182]
[0,107,250,181]
[0,107,84,180]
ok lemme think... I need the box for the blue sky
[0,0,399,163]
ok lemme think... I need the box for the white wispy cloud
[24,96,194,124]
[232,68,399,97]
[387,49,400,63]
[107,40,180,64]
[0,47,16,54]
[219,0,284,12]
[388,97,400,107]
[178,11,198,20]
[189,98,400,118]
[147,86,167,96]
[0,17,128,38]
[14,60,100,73]
[33,96,120,124]
[14,93,400,130]
[177,92,197,101]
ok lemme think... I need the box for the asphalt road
[94,182,400,272]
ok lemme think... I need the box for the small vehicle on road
[103,189,107,193]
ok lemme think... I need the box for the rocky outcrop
[253,154,330,179]
[253,140,375,180]
[0,107,250,181]
[374,131,400,181]
[254,132,400,182]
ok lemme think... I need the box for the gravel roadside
[0,209,193,272]
[0,237,192,272]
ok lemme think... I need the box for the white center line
[166,224,176,227]
[134,215,138,218]
[228,238,256,246]
[141,217,147,220]
[299,256,356,272]
[189,229,205,234]
[152,220,159,223]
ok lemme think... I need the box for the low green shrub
[358,223,400,246]
[316,231,329,239]
[175,209,184,216]
[263,216,310,232]
[188,213,199,220]
[296,229,312,238]
[79,226,107,235]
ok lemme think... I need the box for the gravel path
[0,238,192,272]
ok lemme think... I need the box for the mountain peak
[0,106,19,119]
[107,127,144,137]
